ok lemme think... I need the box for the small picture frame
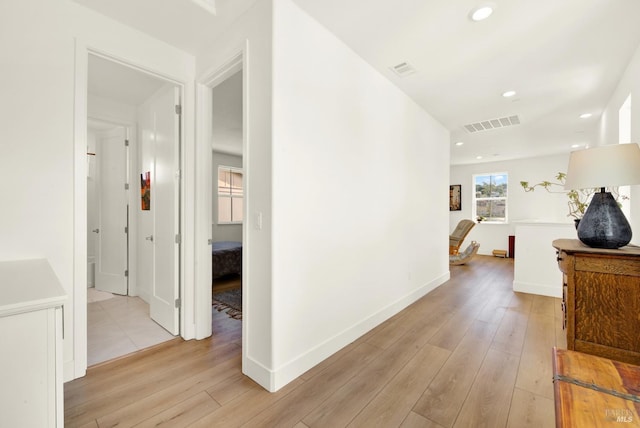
[450,185,461,211]
[140,171,151,211]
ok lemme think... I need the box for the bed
[212,241,242,280]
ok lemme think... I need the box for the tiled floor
[87,288,175,366]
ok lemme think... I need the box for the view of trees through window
[474,173,507,222]
[218,166,243,223]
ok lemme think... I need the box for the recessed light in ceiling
[502,90,516,98]
[455,141,464,146]
[470,4,494,21]
[579,113,592,119]
[476,155,483,160]
[571,144,581,148]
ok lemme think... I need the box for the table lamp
[564,143,640,249]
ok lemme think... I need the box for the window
[473,172,507,222]
[218,166,243,224]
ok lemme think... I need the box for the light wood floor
[65,255,565,427]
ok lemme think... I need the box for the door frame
[87,119,134,297]
[195,47,247,343]
[73,41,194,381]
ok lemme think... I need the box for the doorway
[202,54,246,340]
[86,53,181,365]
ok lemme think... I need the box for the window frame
[472,172,508,224]
[217,165,244,225]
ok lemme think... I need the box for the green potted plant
[520,172,628,227]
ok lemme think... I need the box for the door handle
[145,235,154,242]
[92,229,99,233]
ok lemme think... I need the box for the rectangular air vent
[390,62,417,77]
[464,115,520,133]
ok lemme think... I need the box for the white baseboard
[64,359,86,383]
[246,272,450,392]
[512,280,561,298]
[243,354,275,391]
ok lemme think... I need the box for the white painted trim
[195,45,248,352]
[266,272,450,392]
[243,355,274,392]
[72,38,89,382]
[212,146,243,156]
[88,50,184,87]
[73,39,196,381]
[194,82,214,340]
[87,118,138,298]
[512,281,561,298]
[206,52,243,89]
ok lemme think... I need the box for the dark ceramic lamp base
[577,190,632,249]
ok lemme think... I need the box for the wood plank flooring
[65,255,565,427]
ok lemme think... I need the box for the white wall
[212,71,243,155]
[599,41,640,245]
[0,0,78,380]
[0,0,196,382]
[450,154,575,255]
[270,0,450,390]
[196,0,274,388]
[88,94,137,125]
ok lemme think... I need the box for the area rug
[212,288,242,319]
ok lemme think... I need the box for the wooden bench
[552,347,640,427]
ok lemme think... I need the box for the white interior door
[95,127,128,295]
[149,85,180,335]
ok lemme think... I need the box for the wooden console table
[553,348,640,427]
[552,239,640,364]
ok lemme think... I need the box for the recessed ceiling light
[470,5,494,21]
[502,90,516,98]
[571,144,581,149]
[476,155,483,160]
[455,141,464,146]
[580,113,592,119]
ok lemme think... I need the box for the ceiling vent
[390,62,417,77]
[464,115,520,133]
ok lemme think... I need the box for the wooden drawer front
[557,251,570,273]
[575,254,640,277]
[574,271,640,353]
[553,348,640,427]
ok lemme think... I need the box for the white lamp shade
[564,143,640,190]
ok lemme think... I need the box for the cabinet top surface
[552,239,640,257]
[0,259,67,317]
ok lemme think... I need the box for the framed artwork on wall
[450,184,461,211]
[140,171,151,211]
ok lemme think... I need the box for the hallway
[66,255,562,427]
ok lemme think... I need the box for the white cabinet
[0,259,66,427]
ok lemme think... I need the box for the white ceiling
[74,0,259,56]
[76,0,640,165]
[88,54,165,106]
